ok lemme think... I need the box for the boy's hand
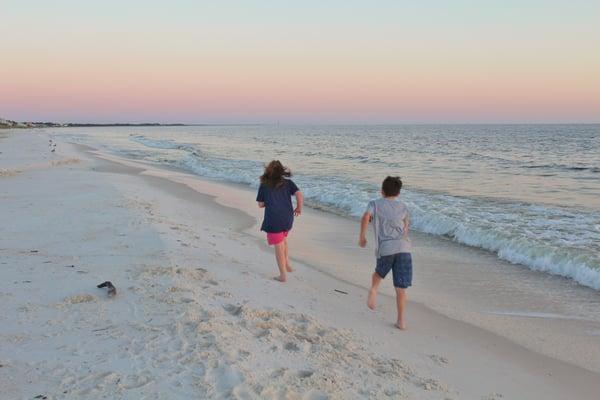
[294,207,302,217]
[358,236,367,247]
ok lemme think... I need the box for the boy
[359,176,412,330]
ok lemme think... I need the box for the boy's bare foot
[286,264,293,273]
[273,275,287,283]
[394,322,406,330]
[367,289,377,310]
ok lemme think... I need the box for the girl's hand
[294,207,302,217]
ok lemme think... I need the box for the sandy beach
[1,129,599,400]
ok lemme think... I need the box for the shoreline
[1,130,599,398]
[83,140,600,374]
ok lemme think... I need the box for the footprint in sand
[270,368,288,378]
[223,303,243,316]
[255,329,270,339]
[428,354,450,366]
[482,393,504,400]
[302,389,329,400]
[204,361,244,394]
[238,350,250,359]
[297,370,314,379]
[121,372,153,390]
[284,342,300,352]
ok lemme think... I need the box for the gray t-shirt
[366,197,411,257]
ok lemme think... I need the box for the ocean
[57,124,600,291]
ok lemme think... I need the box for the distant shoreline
[0,120,270,129]
[2,118,599,129]
[0,121,192,129]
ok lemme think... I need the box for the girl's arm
[294,191,303,216]
[256,184,265,208]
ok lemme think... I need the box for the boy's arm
[359,211,371,247]
[403,213,410,238]
[258,202,265,208]
[294,191,304,216]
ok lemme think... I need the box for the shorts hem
[374,270,386,279]
[393,284,411,289]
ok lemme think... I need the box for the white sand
[1,130,599,399]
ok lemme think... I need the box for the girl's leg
[367,272,383,309]
[394,288,407,330]
[274,242,287,282]
[284,239,293,272]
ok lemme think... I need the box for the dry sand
[1,130,599,399]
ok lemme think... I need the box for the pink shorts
[266,231,288,246]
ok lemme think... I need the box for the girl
[256,160,303,282]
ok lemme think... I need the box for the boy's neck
[383,195,399,200]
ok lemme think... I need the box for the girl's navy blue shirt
[256,179,299,233]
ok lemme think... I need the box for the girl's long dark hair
[260,160,291,188]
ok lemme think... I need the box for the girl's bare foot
[395,322,406,330]
[273,275,287,282]
[367,289,377,310]
[286,264,293,273]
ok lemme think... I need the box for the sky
[1,1,599,124]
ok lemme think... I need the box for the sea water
[57,124,600,291]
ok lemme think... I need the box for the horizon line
[3,119,600,127]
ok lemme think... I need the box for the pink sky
[1,1,599,123]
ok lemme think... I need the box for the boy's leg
[368,256,392,310]
[367,272,383,309]
[283,239,293,272]
[274,242,287,282]
[392,253,412,330]
[394,288,407,330]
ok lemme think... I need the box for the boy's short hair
[382,176,402,197]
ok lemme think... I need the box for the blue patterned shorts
[375,253,412,289]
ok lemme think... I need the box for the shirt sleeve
[365,200,375,215]
[402,202,409,219]
[256,185,265,202]
[288,180,299,195]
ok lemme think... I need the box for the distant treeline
[0,118,190,129]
